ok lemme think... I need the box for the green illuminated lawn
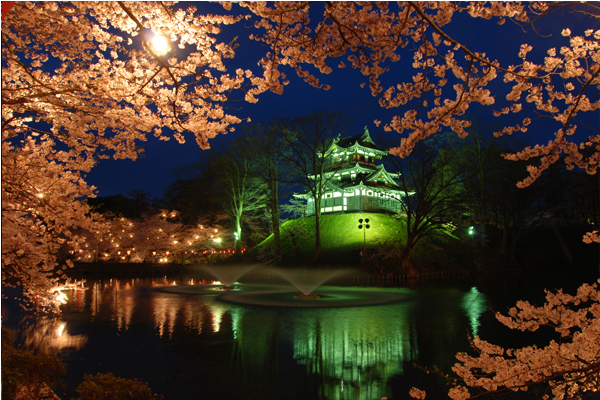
[253,213,408,265]
[250,212,479,270]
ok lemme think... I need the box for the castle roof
[324,127,387,156]
[293,178,405,199]
[361,165,402,189]
[320,161,377,176]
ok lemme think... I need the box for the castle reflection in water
[7,276,489,400]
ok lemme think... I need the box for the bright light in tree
[151,34,169,56]
[55,291,68,304]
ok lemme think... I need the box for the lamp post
[358,218,370,251]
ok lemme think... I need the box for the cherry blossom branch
[116,1,180,88]
[242,1,311,17]
[407,1,536,80]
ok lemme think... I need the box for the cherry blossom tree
[4,1,599,311]
[409,280,600,400]
[74,210,227,264]
[2,137,106,311]
[240,1,600,242]
[2,1,264,310]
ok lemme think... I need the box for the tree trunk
[401,246,416,277]
[234,214,242,253]
[402,232,418,276]
[271,180,281,260]
[314,212,322,260]
[271,200,281,259]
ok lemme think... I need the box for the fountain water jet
[273,268,353,298]
[201,264,258,289]
[159,266,409,308]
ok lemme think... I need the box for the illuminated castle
[297,127,406,216]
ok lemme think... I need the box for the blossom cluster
[1,1,255,311]
[410,281,600,400]
[72,211,227,264]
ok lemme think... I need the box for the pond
[2,267,593,400]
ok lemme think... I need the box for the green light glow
[151,285,487,399]
[290,300,415,399]
[461,287,488,336]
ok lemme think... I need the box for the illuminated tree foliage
[3,1,599,310]
[1,1,260,310]
[73,210,227,264]
[240,123,291,262]
[76,372,163,400]
[209,144,268,254]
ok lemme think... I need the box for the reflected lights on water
[461,287,488,336]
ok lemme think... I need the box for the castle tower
[296,127,407,216]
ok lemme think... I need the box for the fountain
[201,264,258,290]
[157,265,409,308]
[272,268,352,299]
[219,267,409,308]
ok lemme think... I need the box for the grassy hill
[248,212,480,273]
[243,213,598,277]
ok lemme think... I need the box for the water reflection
[7,278,492,400]
[153,291,179,339]
[8,317,87,353]
[113,280,135,331]
[145,286,418,398]
[204,295,229,333]
[288,305,415,399]
[90,282,102,318]
[181,297,206,334]
[461,287,488,336]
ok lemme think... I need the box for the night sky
[84,3,595,199]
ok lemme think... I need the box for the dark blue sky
[85,3,596,199]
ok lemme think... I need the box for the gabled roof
[324,127,387,156]
[361,165,402,189]
[310,163,402,186]
[320,161,377,177]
